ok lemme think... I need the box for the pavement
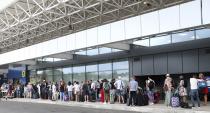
[2,98,210,113]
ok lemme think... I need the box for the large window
[133,38,150,47]
[30,70,36,84]
[45,69,53,82]
[73,66,85,82]
[63,67,73,83]
[36,70,44,82]
[113,60,129,84]
[87,48,99,56]
[150,35,171,46]
[196,29,210,39]
[99,62,112,82]
[99,47,112,54]
[172,31,195,43]
[54,68,63,82]
[86,64,98,81]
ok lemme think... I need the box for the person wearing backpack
[103,79,110,104]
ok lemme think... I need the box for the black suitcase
[136,94,144,106]
[143,94,149,105]
[79,95,84,102]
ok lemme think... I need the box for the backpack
[103,82,110,91]
[148,81,155,90]
[183,80,188,88]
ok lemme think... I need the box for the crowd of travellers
[1,73,209,108]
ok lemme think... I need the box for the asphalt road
[0,101,140,113]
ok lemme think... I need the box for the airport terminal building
[0,0,210,86]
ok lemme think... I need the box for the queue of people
[0,73,209,109]
[163,73,209,108]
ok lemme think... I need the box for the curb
[3,99,209,113]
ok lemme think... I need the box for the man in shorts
[114,76,125,104]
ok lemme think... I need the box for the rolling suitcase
[171,95,179,107]
[136,94,144,106]
[143,94,149,105]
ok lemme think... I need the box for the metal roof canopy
[0,0,192,53]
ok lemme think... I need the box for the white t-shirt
[52,84,57,93]
[67,85,73,92]
[91,82,96,90]
[73,84,80,92]
[190,78,198,90]
[114,80,124,90]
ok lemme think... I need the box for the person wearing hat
[163,74,173,106]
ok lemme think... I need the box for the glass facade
[54,68,63,83]
[63,67,72,83]
[86,64,98,81]
[172,31,195,43]
[196,29,210,39]
[45,69,53,82]
[29,70,36,84]
[150,35,171,46]
[33,60,129,83]
[1,0,210,66]
[73,66,85,82]
[113,61,129,84]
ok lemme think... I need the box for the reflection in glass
[99,71,112,82]
[133,38,150,47]
[99,47,112,54]
[45,69,53,82]
[112,49,122,52]
[86,64,98,72]
[172,31,195,43]
[37,70,44,82]
[150,35,171,46]
[73,66,85,82]
[196,29,210,39]
[86,72,98,81]
[113,70,129,85]
[54,68,63,82]
[75,50,87,55]
[63,67,72,83]
[87,48,99,56]
[30,70,37,84]
[113,61,129,70]
[99,63,112,71]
